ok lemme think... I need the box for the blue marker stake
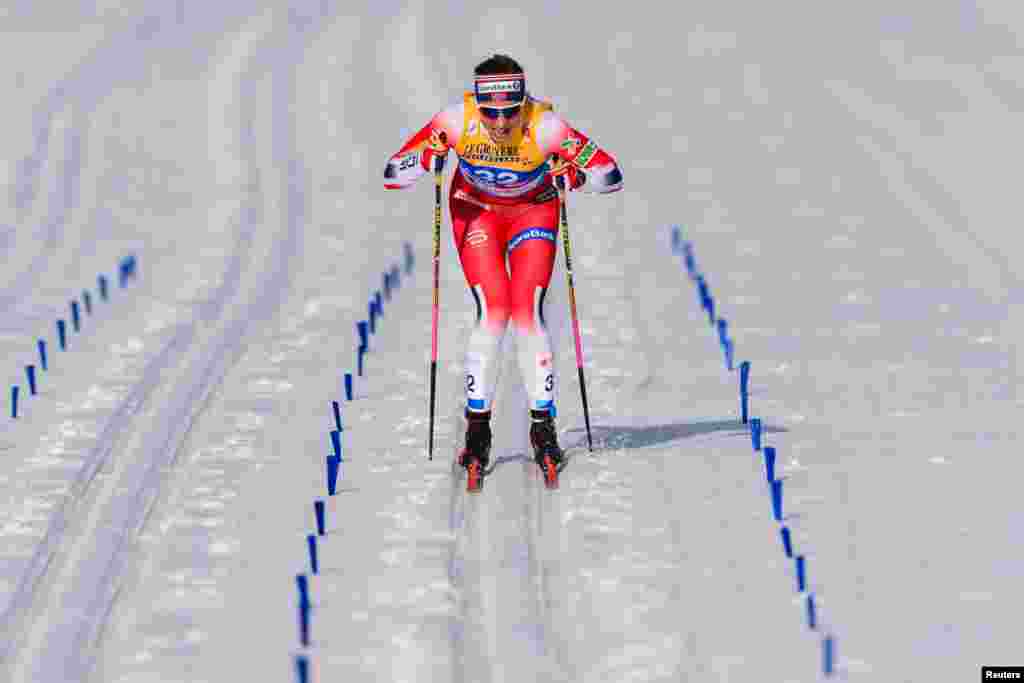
[707,295,715,325]
[298,599,310,647]
[696,276,709,309]
[26,366,36,396]
[751,417,762,451]
[683,243,696,278]
[771,479,783,521]
[37,340,47,371]
[296,574,309,606]
[780,526,793,557]
[392,265,400,289]
[671,225,682,252]
[796,555,806,592]
[374,291,383,316]
[307,534,319,575]
[70,301,80,332]
[383,272,391,301]
[357,346,365,377]
[368,302,376,334]
[296,655,309,683]
[344,373,353,401]
[357,321,368,350]
[10,386,18,419]
[717,318,728,347]
[314,500,326,536]
[57,320,67,351]
[82,290,92,315]
[331,400,342,431]
[326,455,340,495]
[823,635,835,676]
[724,339,734,371]
[330,430,341,458]
[740,360,750,395]
[98,274,109,301]
[807,593,817,629]
[764,446,776,481]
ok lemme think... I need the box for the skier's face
[479,104,522,143]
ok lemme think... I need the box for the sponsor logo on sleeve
[573,140,599,168]
[398,152,418,171]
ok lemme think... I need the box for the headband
[474,73,526,107]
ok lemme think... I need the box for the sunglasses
[479,104,522,120]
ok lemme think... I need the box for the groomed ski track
[2,3,1023,682]
[2,5,322,680]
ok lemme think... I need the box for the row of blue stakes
[293,241,416,682]
[8,255,138,420]
[671,226,837,678]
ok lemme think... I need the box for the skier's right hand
[420,129,449,171]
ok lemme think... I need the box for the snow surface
[1,1,1022,681]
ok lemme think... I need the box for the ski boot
[458,409,491,493]
[529,409,563,489]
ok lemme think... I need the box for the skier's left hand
[420,129,449,171]
[548,156,586,190]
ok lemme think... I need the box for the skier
[384,54,622,484]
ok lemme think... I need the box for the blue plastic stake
[383,272,391,301]
[823,635,835,676]
[696,276,709,309]
[780,526,793,557]
[796,555,806,592]
[404,241,414,274]
[82,290,92,315]
[330,430,341,458]
[683,243,696,278]
[344,373,353,401]
[331,400,342,431]
[10,386,18,419]
[374,291,383,316]
[26,366,36,396]
[98,275,109,301]
[751,417,762,451]
[671,225,682,252]
[357,321,368,350]
[717,318,728,347]
[392,265,400,289]
[326,456,340,495]
[314,500,325,536]
[296,655,309,683]
[307,534,319,575]
[764,446,776,481]
[724,339,734,371]
[707,295,715,325]
[771,479,783,521]
[298,598,310,647]
[70,301,80,332]
[357,346,365,377]
[368,302,376,334]
[740,360,750,395]
[37,340,47,371]
[57,320,67,351]
[807,593,817,629]
[296,574,309,606]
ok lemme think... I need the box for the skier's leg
[506,200,559,413]
[451,197,511,414]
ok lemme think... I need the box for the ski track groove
[447,444,569,683]
[3,7,315,680]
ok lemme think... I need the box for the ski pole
[553,161,594,452]
[428,135,447,460]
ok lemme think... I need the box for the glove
[548,155,586,190]
[420,129,449,171]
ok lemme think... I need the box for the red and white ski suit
[384,93,622,413]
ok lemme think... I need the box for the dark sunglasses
[480,104,522,120]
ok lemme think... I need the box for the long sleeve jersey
[384,92,623,201]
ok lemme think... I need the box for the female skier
[384,54,622,479]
